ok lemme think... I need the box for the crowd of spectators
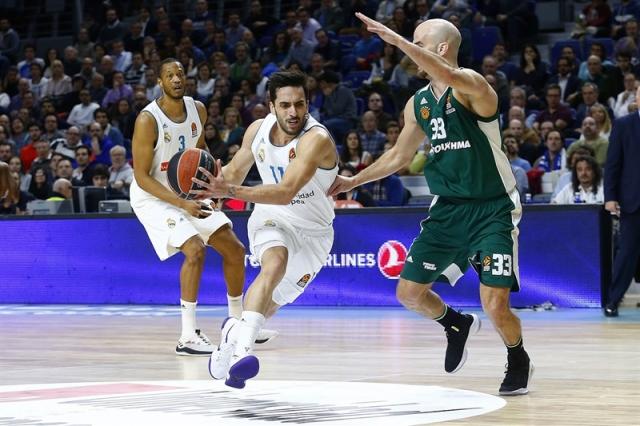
[0,0,637,214]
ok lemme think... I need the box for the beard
[275,111,307,136]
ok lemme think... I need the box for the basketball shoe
[499,350,534,395]
[255,328,279,344]
[175,329,214,356]
[209,317,237,379]
[444,313,481,373]
[225,353,260,389]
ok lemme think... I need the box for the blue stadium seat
[356,97,365,116]
[343,71,370,89]
[583,37,615,60]
[550,40,582,67]
[258,35,272,48]
[340,54,356,74]
[338,34,359,54]
[564,137,576,148]
[471,26,502,63]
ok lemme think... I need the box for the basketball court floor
[0,305,638,425]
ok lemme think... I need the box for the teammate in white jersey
[130,58,276,357]
[192,71,338,389]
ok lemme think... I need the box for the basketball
[167,148,216,200]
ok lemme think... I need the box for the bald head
[413,19,461,62]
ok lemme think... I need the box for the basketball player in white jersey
[191,71,338,388]
[129,58,276,356]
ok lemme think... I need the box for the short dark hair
[159,57,182,75]
[92,164,109,179]
[268,70,308,102]
[76,145,91,156]
[94,108,110,119]
[318,69,340,84]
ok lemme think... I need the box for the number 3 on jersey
[430,118,446,140]
[178,135,186,151]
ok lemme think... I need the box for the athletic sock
[506,337,525,356]
[233,311,265,358]
[180,299,197,339]
[435,305,464,329]
[227,294,243,320]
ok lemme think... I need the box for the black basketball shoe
[444,313,481,373]
[499,350,534,395]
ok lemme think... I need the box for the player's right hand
[180,199,213,218]
[328,175,357,197]
[605,201,620,217]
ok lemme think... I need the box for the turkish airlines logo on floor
[377,240,408,279]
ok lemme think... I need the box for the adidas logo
[407,256,413,263]
[420,98,428,105]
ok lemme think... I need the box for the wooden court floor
[0,305,638,425]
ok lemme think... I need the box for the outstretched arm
[355,12,498,117]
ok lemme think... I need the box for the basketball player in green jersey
[330,15,533,395]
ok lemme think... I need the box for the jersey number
[178,135,186,151]
[270,165,285,183]
[430,118,447,140]
[491,254,512,277]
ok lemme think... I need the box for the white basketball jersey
[131,96,202,199]
[251,114,338,230]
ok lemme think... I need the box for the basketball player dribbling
[330,15,533,395]
[191,71,338,388]
[129,58,276,357]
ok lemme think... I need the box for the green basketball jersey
[413,84,515,200]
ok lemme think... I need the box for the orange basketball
[167,148,216,200]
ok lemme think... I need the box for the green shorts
[400,191,521,291]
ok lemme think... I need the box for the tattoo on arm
[227,185,236,198]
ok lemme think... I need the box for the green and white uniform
[400,84,522,290]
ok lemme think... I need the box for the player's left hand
[355,12,404,47]
[328,175,357,197]
[190,159,228,199]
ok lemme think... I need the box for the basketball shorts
[401,189,521,291]
[130,182,231,261]
[247,209,333,305]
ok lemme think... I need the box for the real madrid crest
[166,218,176,229]
[420,106,430,120]
[258,147,265,162]
[163,131,171,143]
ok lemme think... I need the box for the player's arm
[329,97,426,195]
[131,111,189,209]
[194,127,335,204]
[194,100,209,151]
[218,119,262,185]
[355,12,497,117]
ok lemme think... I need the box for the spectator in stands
[534,129,567,172]
[124,52,146,87]
[0,161,31,214]
[62,46,82,77]
[108,145,133,197]
[575,82,601,126]
[376,0,403,23]
[3,66,19,97]
[297,7,321,47]
[85,121,114,166]
[111,40,132,73]
[47,178,72,201]
[334,164,377,208]
[615,18,640,59]
[611,72,638,118]
[548,57,581,105]
[367,92,393,132]
[98,8,126,45]
[101,72,133,109]
[262,31,290,68]
[508,116,541,164]
[568,116,609,167]
[366,42,401,86]
[111,98,136,141]
[89,73,108,105]
[582,55,617,103]
[314,0,344,33]
[78,57,96,85]
[17,44,44,79]
[476,0,537,50]
[42,114,64,143]
[72,145,93,185]
[19,123,43,171]
[341,130,373,170]
[99,55,116,90]
[94,108,124,147]
[0,18,20,78]
[515,44,549,99]
[28,63,48,102]
[53,158,82,185]
[42,60,72,108]
[0,141,11,162]
[60,75,86,113]
[319,70,357,145]
[132,90,149,114]
[204,122,228,164]
[481,55,509,107]
[534,84,573,133]
[573,0,613,38]
[283,26,314,70]
[612,1,640,38]
[387,6,414,38]
[578,42,613,81]
[29,139,52,174]
[123,21,144,55]
[353,24,383,70]
[491,42,518,82]
[359,111,387,157]
[28,166,51,199]
[365,172,407,206]
[552,155,603,204]
[192,0,215,33]
[74,28,94,60]
[313,29,341,71]
[225,12,249,47]
[220,107,244,147]
[8,78,31,113]
[552,144,597,200]
[246,1,278,40]
[141,68,161,101]
[230,42,252,88]
[212,76,232,109]
[503,131,531,171]
[9,117,28,152]
[7,155,30,192]
[91,163,109,188]
[588,102,613,139]
[194,63,214,104]
[51,126,82,160]
[247,61,269,99]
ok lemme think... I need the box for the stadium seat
[258,35,272,48]
[356,97,365,116]
[343,71,370,89]
[340,54,356,74]
[550,40,582,67]
[565,137,576,148]
[583,37,615,60]
[471,26,502,63]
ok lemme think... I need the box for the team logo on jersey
[166,218,176,229]
[377,240,408,279]
[289,148,296,161]
[420,106,430,120]
[160,161,169,171]
[446,95,452,109]
[296,273,311,288]
[191,122,197,138]
[445,95,456,114]
[163,131,171,143]
[482,255,492,272]
[258,147,265,163]
[263,219,276,227]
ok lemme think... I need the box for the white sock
[233,311,265,357]
[227,294,243,319]
[180,299,197,338]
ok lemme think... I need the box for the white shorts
[130,183,231,260]
[247,210,333,306]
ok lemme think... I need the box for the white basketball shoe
[209,317,237,380]
[175,329,214,356]
[255,328,279,344]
